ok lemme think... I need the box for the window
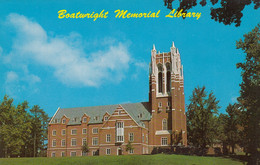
[158,65,163,93]
[71,151,76,157]
[92,128,98,134]
[61,152,65,157]
[71,129,77,135]
[62,129,66,135]
[129,149,134,154]
[161,137,168,146]
[52,140,56,147]
[162,119,167,130]
[92,137,98,146]
[61,139,66,147]
[129,133,134,142]
[83,117,87,123]
[158,102,162,107]
[82,151,87,156]
[106,134,111,142]
[82,128,87,134]
[146,134,148,143]
[116,122,124,142]
[52,130,56,136]
[166,63,171,93]
[51,152,55,157]
[104,116,109,121]
[94,116,99,120]
[142,133,144,143]
[82,138,87,145]
[62,119,66,124]
[106,148,111,155]
[71,138,76,146]
[92,150,99,156]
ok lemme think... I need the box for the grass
[0,154,245,165]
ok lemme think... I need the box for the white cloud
[4,13,131,87]
[6,71,19,83]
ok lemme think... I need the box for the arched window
[166,63,171,93]
[162,119,167,130]
[158,65,163,93]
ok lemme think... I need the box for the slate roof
[50,102,151,126]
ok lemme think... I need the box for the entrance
[117,147,122,155]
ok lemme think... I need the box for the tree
[28,105,49,157]
[224,103,242,154]
[187,86,220,150]
[125,141,134,152]
[163,0,260,27]
[236,24,260,165]
[81,142,89,156]
[172,130,183,146]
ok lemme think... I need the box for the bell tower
[148,42,187,150]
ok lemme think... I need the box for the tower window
[158,65,163,93]
[162,119,167,130]
[166,63,171,93]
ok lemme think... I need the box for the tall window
[82,128,87,134]
[116,122,124,142]
[166,63,171,93]
[71,138,76,146]
[92,137,98,146]
[158,65,163,93]
[61,139,66,147]
[162,119,167,130]
[106,134,111,142]
[106,148,111,155]
[129,133,134,142]
[162,137,168,146]
[62,129,66,135]
[52,140,56,147]
[82,138,87,145]
[71,129,77,135]
[52,130,56,136]
[92,128,98,134]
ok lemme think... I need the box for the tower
[148,42,187,150]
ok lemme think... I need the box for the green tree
[82,142,89,156]
[163,0,259,27]
[28,105,49,157]
[126,141,134,152]
[187,86,220,150]
[224,103,242,154]
[236,24,260,165]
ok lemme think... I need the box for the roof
[50,102,151,126]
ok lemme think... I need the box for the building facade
[47,42,187,157]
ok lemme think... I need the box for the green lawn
[0,154,245,165]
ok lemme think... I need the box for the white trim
[70,151,77,157]
[51,152,56,157]
[49,107,60,124]
[82,128,87,134]
[61,129,66,135]
[92,128,98,134]
[61,139,66,147]
[71,129,77,135]
[61,151,65,157]
[155,130,172,135]
[92,137,98,146]
[106,134,111,143]
[52,139,56,147]
[52,130,57,136]
[106,148,111,155]
[162,118,167,130]
[82,138,87,145]
[161,137,168,146]
[129,132,134,142]
[108,119,132,121]
[71,138,76,146]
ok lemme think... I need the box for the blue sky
[0,0,259,117]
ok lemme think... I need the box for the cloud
[6,71,18,83]
[3,13,131,87]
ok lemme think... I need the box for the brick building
[47,42,187,157]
